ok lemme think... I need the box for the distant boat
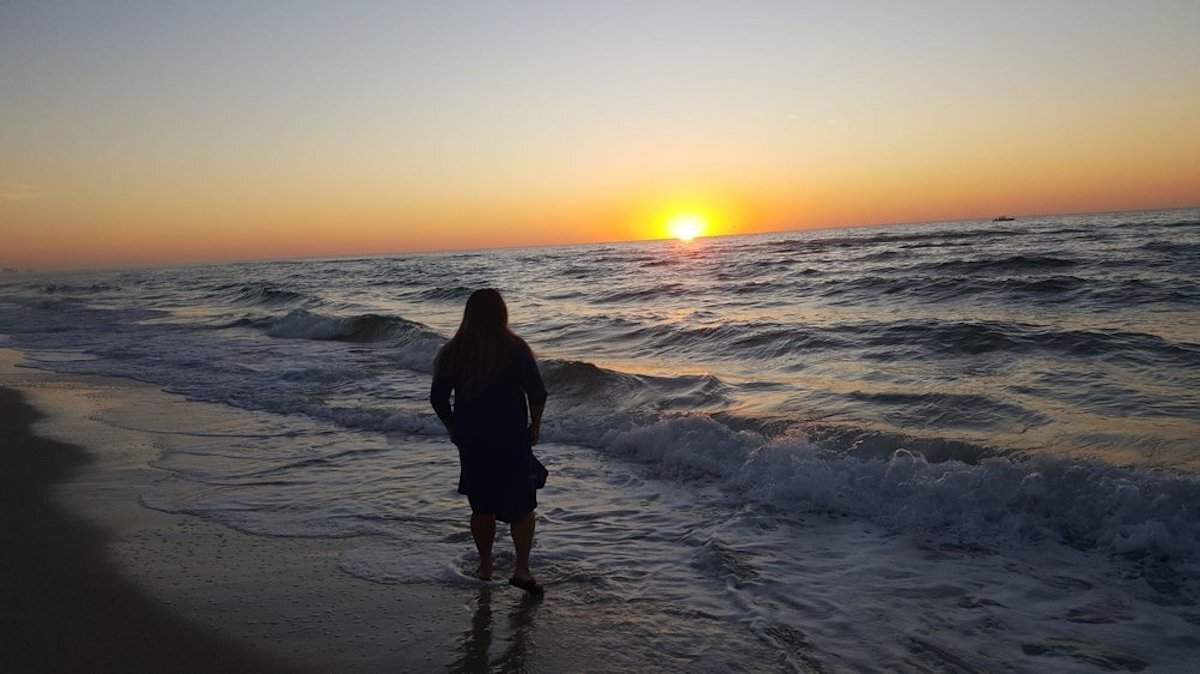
[992,215,1015,222]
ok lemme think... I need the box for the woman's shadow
[447,585,542,673]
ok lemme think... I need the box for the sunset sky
[3,1,1198,270]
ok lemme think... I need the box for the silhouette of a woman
[431,289,547,594]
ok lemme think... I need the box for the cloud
[0,183,57,202]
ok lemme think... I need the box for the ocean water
[2,208,1199,671]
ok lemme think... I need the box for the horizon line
[5,204,1197,276]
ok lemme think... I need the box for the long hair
[436,288,515,394]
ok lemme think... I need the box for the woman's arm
[429,370,456,440]
[528,403,544,445]
[516,339,548,445]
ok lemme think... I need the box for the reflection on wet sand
[449,586,541,673]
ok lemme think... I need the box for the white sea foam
[597,415,1200,563]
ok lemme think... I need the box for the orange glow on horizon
[3,172,1197,271]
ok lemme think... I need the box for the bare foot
[476,564,493,581]
[508,574,544,596]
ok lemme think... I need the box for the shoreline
[0,348,499,672]
[0,385,302,673]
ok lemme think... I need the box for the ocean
[2,208,1198,671]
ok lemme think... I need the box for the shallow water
[2,208,1199,670]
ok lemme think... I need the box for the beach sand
[0,348,551,672]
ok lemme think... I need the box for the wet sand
[0,349,501,672]
[0,385,308,672]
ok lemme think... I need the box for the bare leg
[470,513,496,580]
[510,511,536,582]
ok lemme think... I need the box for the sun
[666,213,707,242]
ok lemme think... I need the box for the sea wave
[638,321,849,360]
[541,358,732,412]
[1140,240,1200,255]
[801,269,1156,307]
[234,310,430,342]
[930,254,1079,274]
[594,284,690,304]
[40,282,118,294]
[806,272,1194,308]
[412,286,475,302]
[229,310,446,372]
[842,390,1046,430]
[758,226,1023,255]
[600,415,1200,564]
[226,283,314,307]
[834,319,1200,367]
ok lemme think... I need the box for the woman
[430,289,548,595]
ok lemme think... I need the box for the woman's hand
[528,403,544,446]
[439,418,457,445]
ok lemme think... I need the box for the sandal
[508,576,545,596]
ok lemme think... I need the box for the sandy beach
[0,384,304,673]
[0,348,554,673]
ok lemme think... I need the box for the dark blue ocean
[2,209,1198,671]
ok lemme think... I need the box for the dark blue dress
[430,337,548,522]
